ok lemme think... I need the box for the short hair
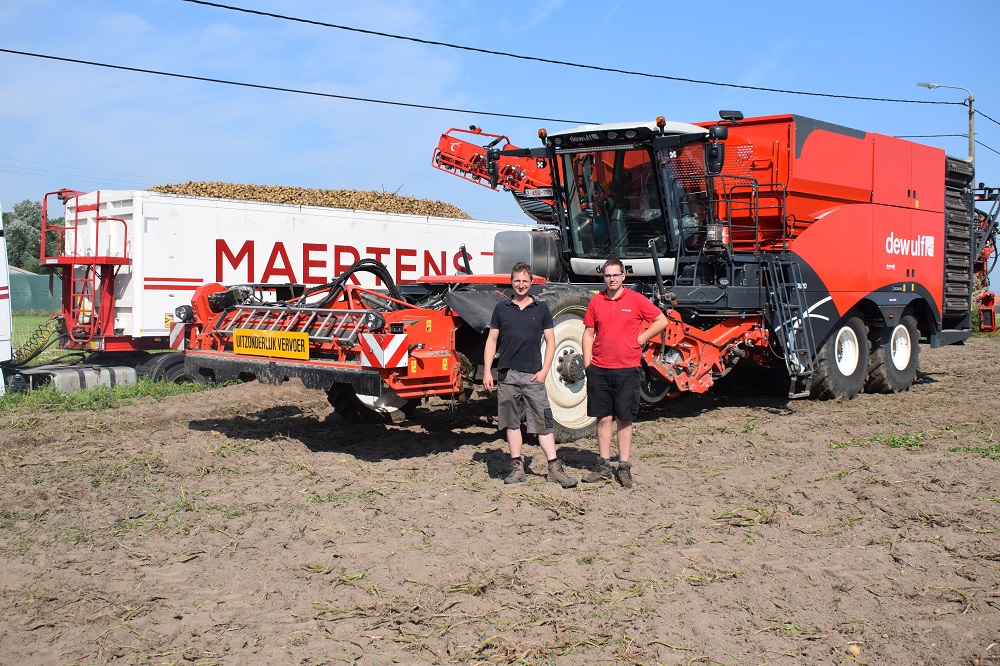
[602,258,625,273]
[510,261,533,280]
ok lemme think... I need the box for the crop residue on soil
[1,338,998,664]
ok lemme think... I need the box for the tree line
[2,200,61,274]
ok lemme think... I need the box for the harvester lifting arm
[431,126,552,195]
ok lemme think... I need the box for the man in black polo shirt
[483,262,578,487]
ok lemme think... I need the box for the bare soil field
[1,337,998,665]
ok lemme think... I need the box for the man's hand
[531,370,547,383]
[483,373,495,392]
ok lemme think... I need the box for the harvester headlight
[174,304,194,323]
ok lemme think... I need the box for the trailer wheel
[536,288,596,442]
[162,360,207,385]
[326,384,418,424]
[810,315,869,400]
[865,315,919,393]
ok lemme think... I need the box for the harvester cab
[532,113,746,282]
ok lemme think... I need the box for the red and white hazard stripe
[359,333,408,368]
[169,322,186,350]
[0,285,9,301]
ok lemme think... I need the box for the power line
[977,109,1000,128]
[182,0,966,106]
[0,156,169,181]
[977,140,1000,157]
[0,48,593,125]
[896,134,968,139]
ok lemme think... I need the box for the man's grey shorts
[497,369,554,435]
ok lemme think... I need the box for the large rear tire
[810,314,869,400]
[865,315,919,393]
[536,288,596,443]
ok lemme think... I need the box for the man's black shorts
[585,365,641,420]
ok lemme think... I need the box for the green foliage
[830,432,927,449]
[948,443,1000,460]
[0,376,216,414]
[11,314,62,366]
[2,199,60,272]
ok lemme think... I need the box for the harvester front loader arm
[645,311,769,394]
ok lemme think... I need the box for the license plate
[524,187,553,198]
[233,328,309,360]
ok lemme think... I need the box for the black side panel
[792,115,867,159]
[443,288,508,334]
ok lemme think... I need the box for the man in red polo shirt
[582,258,668,488]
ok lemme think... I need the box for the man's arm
[533,328,556,383]
[638,312,669,346]
[483,328,500,392]
[582,326,596,368]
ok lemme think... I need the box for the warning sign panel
[233,328,309,360]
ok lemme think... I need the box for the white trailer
[0,200,13,389]
[4,188,523,391]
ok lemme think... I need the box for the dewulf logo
[885,232,934,257]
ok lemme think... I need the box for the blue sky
[1,0,997,223]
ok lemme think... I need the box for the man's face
[511,270,532,296]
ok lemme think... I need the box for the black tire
[809,314,869,400]
[326,384,418,424]
[162,358,207,385]
[865,315,919,394]
[535,287,596,443]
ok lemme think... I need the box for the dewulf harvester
[173,111,992,442]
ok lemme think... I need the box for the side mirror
[709,125,729,140]
[705,142,725,175]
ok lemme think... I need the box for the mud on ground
[1,337,998,665]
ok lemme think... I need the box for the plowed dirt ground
[1,337,998,665]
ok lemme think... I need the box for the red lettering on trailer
[452,249,472,272]
[396,248,417,284]
[262,243,296,283]
[334,245,362,285]
[368,247,390,285]
[214,241,487,285]
[302,243,327,284]
[217,239,254,282]
[424,250,446,276]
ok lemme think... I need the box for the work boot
[582,458,613,483]
[503,457,526,484]
[547,459,578,488]
[616,461,634,489]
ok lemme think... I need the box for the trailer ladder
[211,305,385,348]
[763,255,818,398]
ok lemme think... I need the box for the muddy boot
[503,457,526,484]
[616,461,633,489]
[582,457,613,483]
[546,459,578,488]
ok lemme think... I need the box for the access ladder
[763,254,818,398]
